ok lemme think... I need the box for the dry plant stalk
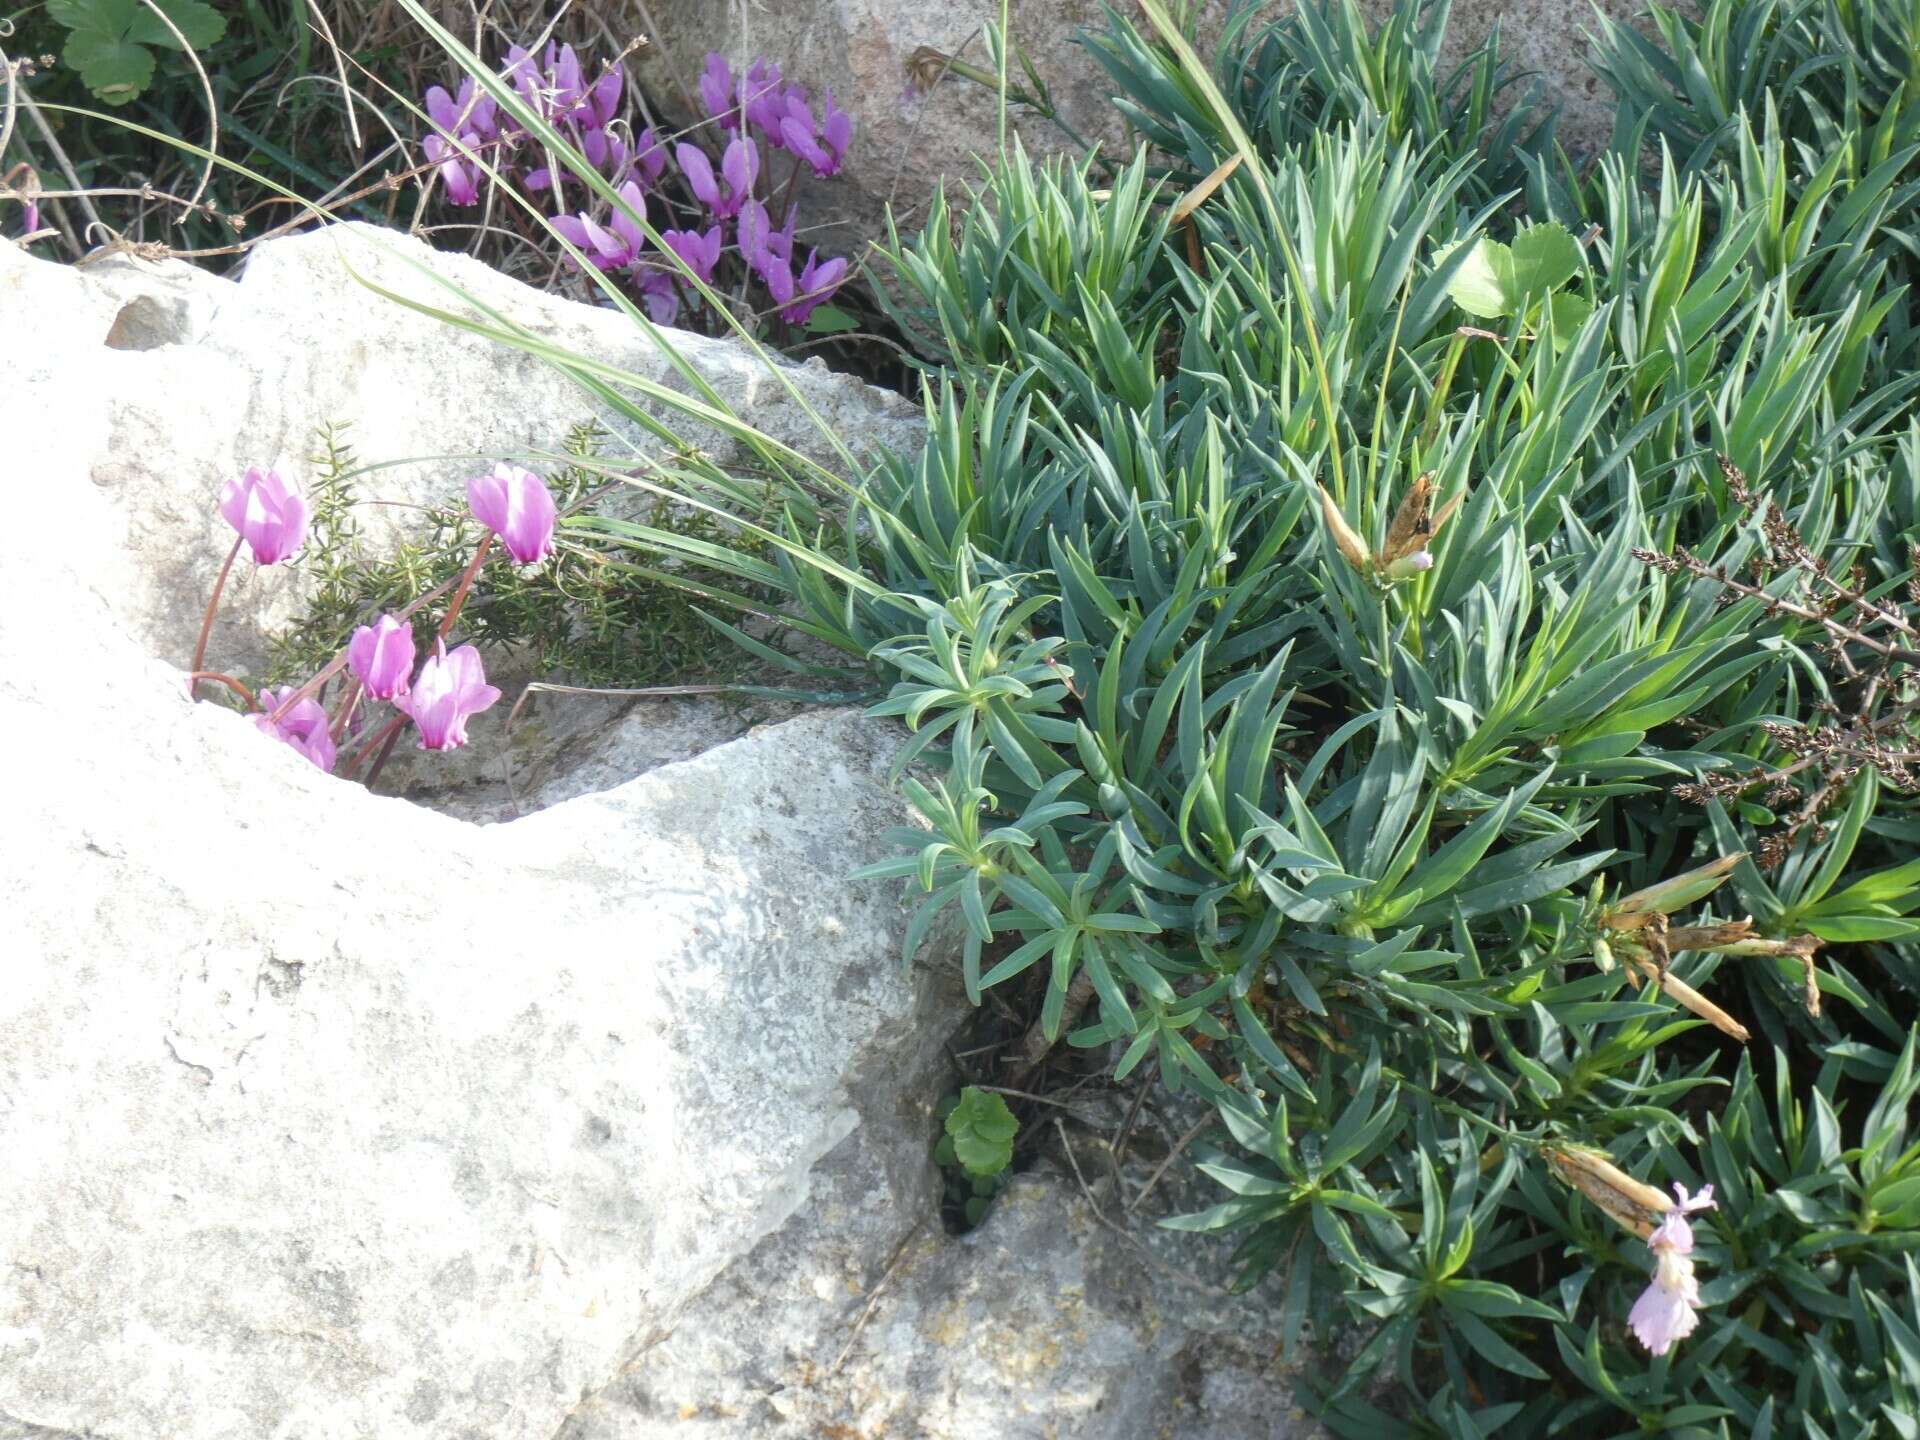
[1636,455,1920,867]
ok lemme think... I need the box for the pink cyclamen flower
[218,466,310,566]
[781,250,850,325]
[678,137,758,219]
[426,79,498,143]
[739,60,786,137]
[549,180,649,272]
[780,90,852,177]
[347,614,417,701]
[700,53,737,126]
[634,127,669,185]
[423,134,482,206]
[588,66,622,128]
[661,224,725,285]
[821,93,853,166]
[251,686,337,773]
[638,270,681,325]
[466,462,558,565]
[1628,1184,1716,1356]
[397,641,501,751]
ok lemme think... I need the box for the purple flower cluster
[421,44,852,329]
[423,44,666,210]
[699,54,852,178]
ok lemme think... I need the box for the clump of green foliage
[41,0,224,106]
[268,421,781,693]
[935,1086,1021,1229]
[571,0,1920,1433]
[6,0,418,252]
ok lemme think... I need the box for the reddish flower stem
[188,534,245,699]
[339,714,407,780]
[339,535,494,783]
[187,671,259,709]
[330,677,365,744]
[438,533,495,643]
[361,723,408,792]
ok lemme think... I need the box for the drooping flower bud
[218,466,311,566]
[347,614,417,701]
[1317,485,1372,575]
[1602,855,1744,931]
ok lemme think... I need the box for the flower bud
[1317,485,1372,575]
[347,614,417,702]
[1383,549,1434,581]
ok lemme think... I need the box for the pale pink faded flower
[1628,1183,1716,1356]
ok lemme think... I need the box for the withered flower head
[1544,1144,1673,1238]
[1603,855,1744,930]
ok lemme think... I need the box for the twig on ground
[828,1220,927,1375]
[1126,1113,1211,1215]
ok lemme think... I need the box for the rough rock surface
[0,222,920,672]
[0,548,963,1438]
[2,263,967,1433]
[558,1080,1316,1438]
[634,0,1644,249]
[563,1153,1315,1440]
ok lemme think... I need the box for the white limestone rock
[0,222,918,671]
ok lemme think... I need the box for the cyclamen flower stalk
[192,465,309,698]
